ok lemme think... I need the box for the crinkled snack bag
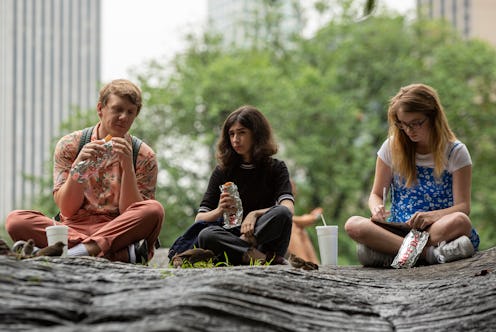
[219,182,243,229]
[391,229,429,269]
[70,135,114,183]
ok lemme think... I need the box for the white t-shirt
[377,138,472,174]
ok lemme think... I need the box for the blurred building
[207,0,304,48]
[417,0,496,47]
[0,0,101,221]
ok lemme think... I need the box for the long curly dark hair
[216,105,278,170]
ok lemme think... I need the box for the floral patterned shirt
[53,123,158,218]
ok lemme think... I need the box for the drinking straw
[383,187,387,205]
[320,214,327,226]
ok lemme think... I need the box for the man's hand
[74,140,106,164]
[110,137,133,169]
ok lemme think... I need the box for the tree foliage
[29,0,496,264]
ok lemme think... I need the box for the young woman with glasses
[345,83,480,267]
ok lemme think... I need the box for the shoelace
[440,240,461,255]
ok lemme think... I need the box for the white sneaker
[12,240,27,254]
[433,235,475,263]
[357,243,394,267]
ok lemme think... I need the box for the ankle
[240,234,257,247]
[84,241,101,256]
[242,248,266,265]
[425,245,441,265]
[68,243,89,256]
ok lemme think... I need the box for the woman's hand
[241,211,258,237]
[370,204,390,222]
[406,211,438,230]
[217,192,235,214]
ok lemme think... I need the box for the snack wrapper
[70,135,113,183]
[391,229,429,269]
[219,182,243,229]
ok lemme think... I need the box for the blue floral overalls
[389,143,480,250]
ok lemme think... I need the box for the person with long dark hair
[193,105,294,265]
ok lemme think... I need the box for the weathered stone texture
[1,247,495,331]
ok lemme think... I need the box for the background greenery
[8,0,496,265]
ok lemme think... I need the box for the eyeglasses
[394,117,428,131]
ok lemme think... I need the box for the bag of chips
[391,229,429,269]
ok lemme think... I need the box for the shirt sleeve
[198,166,224,213]
[135,141,158,200]
[377,138,392,167]
[448,141,472,173]
[53,131,82,194]
[273,160,294,204]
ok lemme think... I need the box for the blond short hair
[98,79,142,113]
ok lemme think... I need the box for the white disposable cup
[45,225,69,257]
[316,225,338,265]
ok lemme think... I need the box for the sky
[101,0,414,82]
[101,0,207,82]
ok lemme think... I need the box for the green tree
[26,0,496,263]
[135,2,496,261]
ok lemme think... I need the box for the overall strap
[447,141,461,160]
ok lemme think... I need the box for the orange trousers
[5,200,164,263]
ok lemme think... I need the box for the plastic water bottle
[219,182,243,229]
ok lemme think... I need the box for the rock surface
[1,247,495,331]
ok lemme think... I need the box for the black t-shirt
[198,158,294,216]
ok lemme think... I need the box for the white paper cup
[45,225,69,257]
[316,225,338,265]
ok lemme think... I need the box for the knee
[140,200,165,225]
[447,212,472,235]
[197,227,217,248]
[5,210,27,235]
[454,212,472,232]
[273,205,293,225]
[292,224,305,236]
[428,212,472,244]
[344,216,368,241]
